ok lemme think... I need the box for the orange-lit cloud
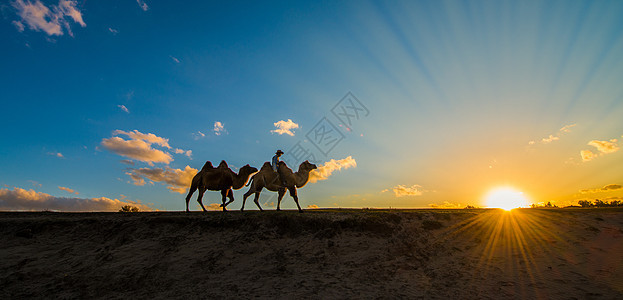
[101,130,173,164]
[390,184,423,197]
[580,184,622,194]
[581,138,619,161]
[429,201,464,208]
[588,139,619,154]
[12,0,86,37]
[58,186,78,195]
[309,156,357,183]
[47,152,64,158]
[307,204,319,209]
[174,148,192,158]
[271,119,299,136]
[126,165,197,194]
[0,187,151,211]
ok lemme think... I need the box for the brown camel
[185,160,258,212]
[242,160,317,212]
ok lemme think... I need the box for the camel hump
[201,160,214,171]
[260,162,272,171]
[218,160,228,168]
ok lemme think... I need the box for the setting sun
[485,187,531,211]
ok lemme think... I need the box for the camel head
[240,164,258,175]
[300,160,317,172]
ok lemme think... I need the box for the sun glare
[485,187,530,211]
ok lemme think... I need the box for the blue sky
[1,0,623,211]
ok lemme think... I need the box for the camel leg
[253,191,263,211]
[222,188,235,207]
[241,189,254,211]
[220,189,228,211]
[197,187,208,212]
[185,185,197,212]
[276,188,286,211]
[289,187,303,213]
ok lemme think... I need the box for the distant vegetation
[119,205,140,212]
[578,199,623,208]
[531,202,559,208]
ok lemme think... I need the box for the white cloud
[391,184,423,197]
[108,27,118,34]
[100,130,173,165]
[117,104,129,113]
[136,0,149,11]
[58,186,78,194]
[126,165,197,194]
[170,56,180,63]
[271,119,299,136]
[213,121,226,136]
[529,123,576,145]
[0,187,152,211]
[309,156,357,183]
[192,131,206,140]
[12,0,86,37]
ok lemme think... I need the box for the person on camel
[272,150,287,186]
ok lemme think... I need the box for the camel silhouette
[185,160,257,212]
[242,160,317,212]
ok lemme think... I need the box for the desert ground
[1,208,622,299]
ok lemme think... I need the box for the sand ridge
[1,209,622,299]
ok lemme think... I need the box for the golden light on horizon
[484,187,531,211]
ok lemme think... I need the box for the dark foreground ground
[1,208,622,299]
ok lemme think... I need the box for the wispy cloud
[170,55,180,63]
[309,156,356,183]
[136,0,149,11]
[580,184,622,194]
[0,187,152,211]
[27,180,42,187]
[126,165,197,194]
[12,0,86,37]
[117,104,130,113]
[47,152,63,158]
[528,123,576,145]
[271,119,299,136]
[108,27,118,35]
[58,186,78,195]
[213,121,226,136]
[581,138,619,162]
[192,131,206,140]
[120,159,135,166]
[100,130,173,165]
